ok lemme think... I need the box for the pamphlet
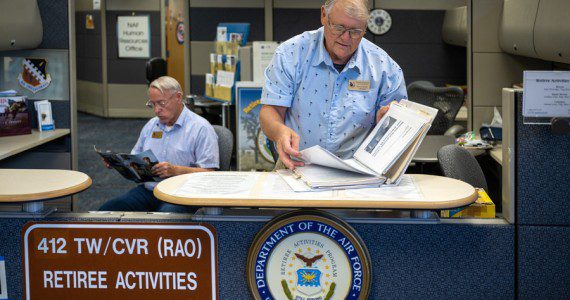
[216,26,227,42]
[95,146,160,183]
[282,100,438,191]
[34,100,55,131]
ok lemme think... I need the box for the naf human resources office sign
[117,15,150,58]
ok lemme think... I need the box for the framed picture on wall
[116,15,151,58]
[236,82,275,171]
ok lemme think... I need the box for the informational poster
[117,15,150,58]
[252,41,278,83]
[236,82,274,171]
[523,71,570,117]
[23,222,217,300]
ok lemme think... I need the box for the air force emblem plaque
[247,210,371,300]
[18,58,52,93]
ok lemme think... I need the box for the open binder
[279,100,438,191]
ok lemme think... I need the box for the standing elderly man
[260,0,407,170]
[99,76,219,212]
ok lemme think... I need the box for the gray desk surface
[413,135,455,163]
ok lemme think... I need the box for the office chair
[145,57,167,84]
[212,125,234,171]
[407,82,465,135]
[437,144,488,192]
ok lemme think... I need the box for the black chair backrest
[407,82,464,135]
[146,57,167,84]
[437,144,488,191]
[212,125,234,171]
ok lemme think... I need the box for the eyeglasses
[145,93,177,109]
[327,17,365,39]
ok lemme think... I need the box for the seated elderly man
[99,76,219,213]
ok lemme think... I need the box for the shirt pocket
[348,91,376,128]
[170,145,194,167]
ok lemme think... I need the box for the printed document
[282,100,437,191]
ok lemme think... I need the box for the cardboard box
[441,189,495,218]
[0,95,32,137]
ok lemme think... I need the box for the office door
[165,0,186,92]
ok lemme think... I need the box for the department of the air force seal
[18,58,52,93]
[247,210,371,300]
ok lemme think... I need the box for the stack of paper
[281,100,438,191]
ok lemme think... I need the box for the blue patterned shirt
[261,27,407,159]
[132,106,219,189]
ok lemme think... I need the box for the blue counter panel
[0,216,514,299]
[518,225,570,299]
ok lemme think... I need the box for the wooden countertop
[0,129,70,160]
[154,172,477,210]
[0,169,92,202]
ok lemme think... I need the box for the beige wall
[75,0,96,11]
[469,0,550,130]
[107,0,160,11]
[77,80,106,117]
[107,84,156,118]
[76,0,163,118]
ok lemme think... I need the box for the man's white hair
[148,76,182,96]
[324,0,370,22]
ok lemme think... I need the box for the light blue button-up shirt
[132,106,219,189]
[261,27,407,159]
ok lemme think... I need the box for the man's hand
[376,100,400,123]
[275,128,305,170]
[151,162,178,178]
[259,104,305,170]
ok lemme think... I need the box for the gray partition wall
[76,0,161,118]
[189,0,467,95]
[512,91,570,299]
[76,0,104,116]
[0,0,76,212]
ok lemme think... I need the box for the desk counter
[0,169,91,202]
[155,172,477,210]
[0,129,70,160]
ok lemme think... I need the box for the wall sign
[176,22,184,44]
[117,15,150,58]
[18,58,52,94]
[247,210,371,300]
[523,71,570,118]
[22,222,217,300]
[86,14,95,30]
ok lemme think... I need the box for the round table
[0,169,92,213]
[154,172,477,215]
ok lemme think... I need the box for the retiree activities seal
[247,210,371,300]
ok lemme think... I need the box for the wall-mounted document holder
[522,71,570,130]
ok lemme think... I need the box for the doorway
[165,0,186,92]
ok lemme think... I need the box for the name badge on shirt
[348,80,370,92]
[152,131,163,139]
